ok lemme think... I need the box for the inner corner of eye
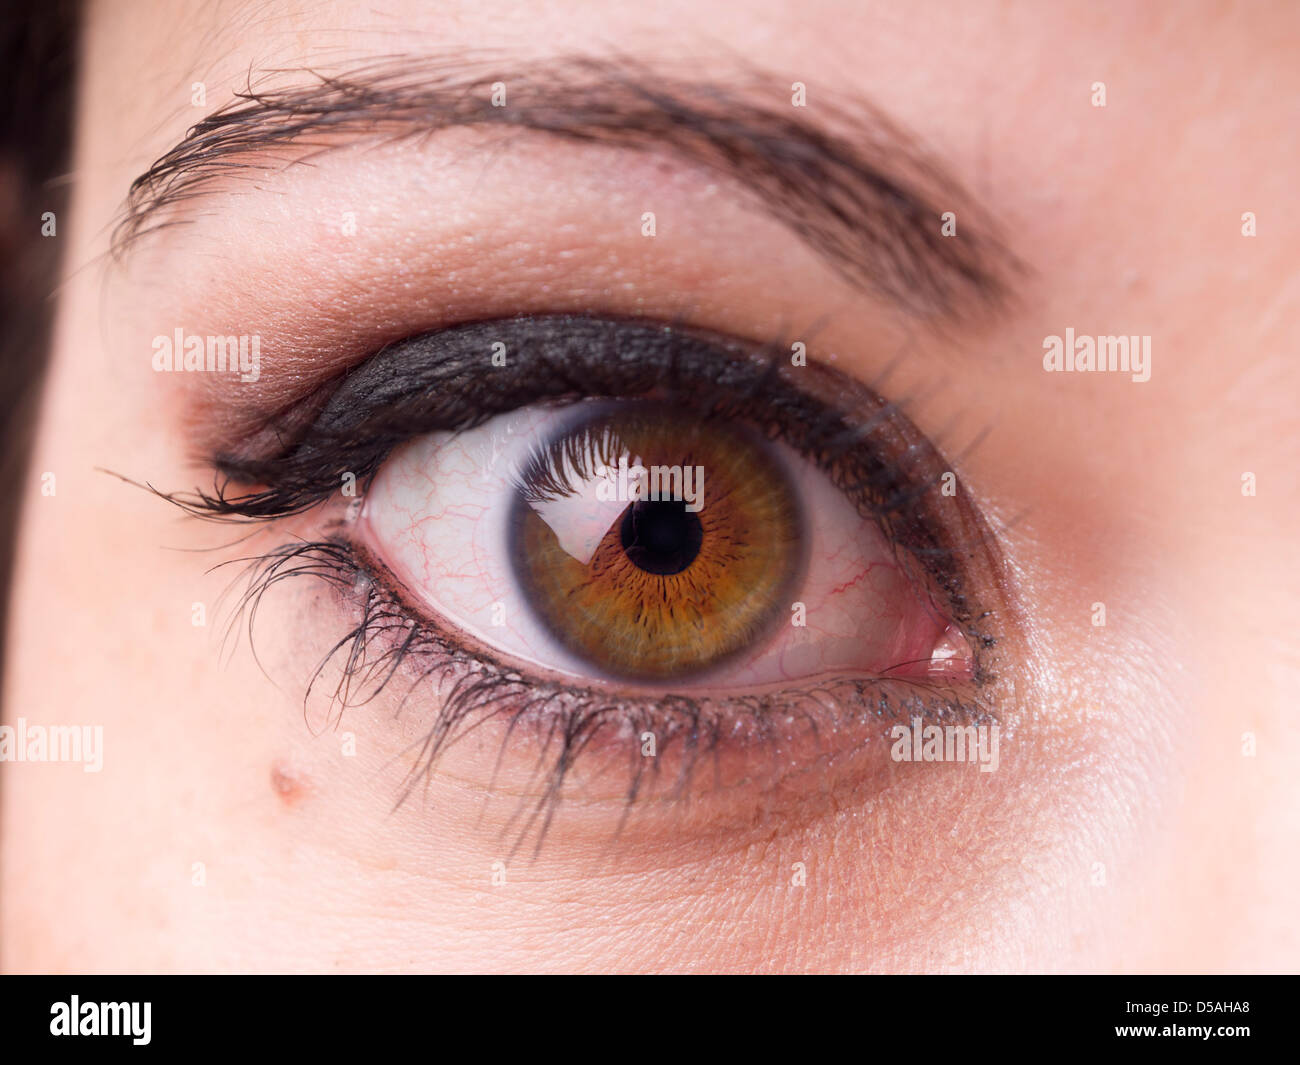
[355,398,975,691]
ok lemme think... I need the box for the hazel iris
[509,403,805,681]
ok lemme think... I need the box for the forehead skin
[2,0,1297,972]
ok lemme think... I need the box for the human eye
[359,317,972,689]
[158,310,1009,836]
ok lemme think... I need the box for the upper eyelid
[116,54,1020,319]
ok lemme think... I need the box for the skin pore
[1,0,1297,973]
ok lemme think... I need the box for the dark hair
[0,1,80,684]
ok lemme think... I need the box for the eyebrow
[116,55,1017,318]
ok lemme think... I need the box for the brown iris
[509,404,804,681]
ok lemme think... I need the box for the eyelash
[147,314,1002,845]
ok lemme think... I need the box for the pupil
[619,499,704,576]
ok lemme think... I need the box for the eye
[170,313,1004,813]
[360,397,968,688]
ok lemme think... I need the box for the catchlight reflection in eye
[360,400,972,689]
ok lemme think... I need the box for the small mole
[270,760,308,806]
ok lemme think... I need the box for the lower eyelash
[220,533,996,850]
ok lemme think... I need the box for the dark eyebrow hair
[116,55,1018,317]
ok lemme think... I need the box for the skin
[2,0,1297,973]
